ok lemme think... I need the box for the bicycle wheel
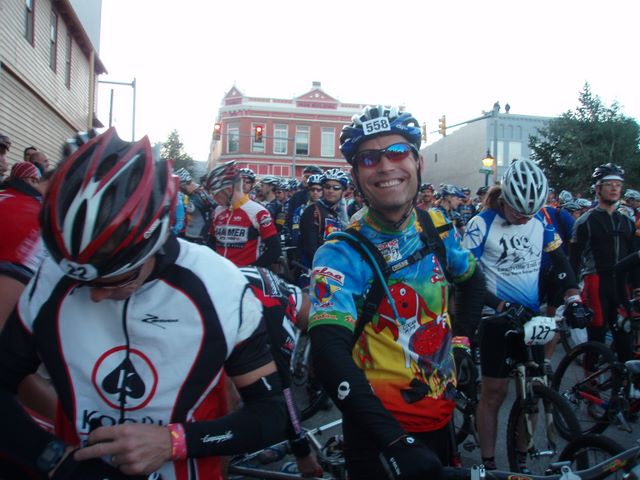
[559,434,625,476]
[452,346,478,445]
[290,332,331,421]
[506,382,581,475]
[551,341,618,436]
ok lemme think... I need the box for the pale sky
[98,0,640,162]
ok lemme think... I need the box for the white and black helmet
[501,159,548,215]
[624,189,640,201]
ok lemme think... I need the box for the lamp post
[481,150,495,187]
[98,78,137,140]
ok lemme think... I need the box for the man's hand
[380,436,442,480]
[564,296,593,329]
[500,302,534,325]
[73,424,172,476]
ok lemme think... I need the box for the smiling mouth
[375,179,404,188]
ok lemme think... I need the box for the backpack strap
[416,208,452,283]
[333,228,391,346]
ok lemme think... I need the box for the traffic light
[213,123,222,140]
[438,115,447,136]
[254,125,264,143]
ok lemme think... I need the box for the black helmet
[592,163,624,184]
[303,166,323,175]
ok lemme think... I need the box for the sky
[98,0,640,162]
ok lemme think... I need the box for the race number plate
[523,316,556,346]
[361,117,391,135]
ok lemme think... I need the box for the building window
[508,141,521,164]
[64,32,72,88]
[321,128,335,157]
[25,0,35,45]
[251,123,265,152]
[227,125,239,153]
[273,124,288,155]
[50,10,58,71]
[295,126,309,156]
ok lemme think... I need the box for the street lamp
[98,78,137,140]
[481,150,495,187]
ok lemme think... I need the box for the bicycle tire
[290,333,331,421]
[506,382,581,475]
[551,341,618,436]
[560,326,588,355]
[453,346,478,445]
[559,434,625,473]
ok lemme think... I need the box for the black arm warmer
[309,324,406,448]
[253,234,282,268]
[453,267,486,339]
[549,247,579,293]
[184,372,288,457]
[484,289,502,310]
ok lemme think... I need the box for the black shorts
[478,318,544,378]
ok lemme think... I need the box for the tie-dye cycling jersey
[308,209,476,432]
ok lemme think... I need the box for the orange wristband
[167,423,187,461]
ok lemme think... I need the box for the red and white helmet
[42,128,178,280]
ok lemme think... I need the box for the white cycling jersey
[6,237,265,480]
[462,209,561,312]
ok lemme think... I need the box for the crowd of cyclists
[0,103,639,480]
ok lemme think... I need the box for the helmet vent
[95,152,119,180]
[71,201,88,256]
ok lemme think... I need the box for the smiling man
[307,106,486,479]
[0,129,286,480]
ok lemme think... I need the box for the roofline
[54,0,107,74]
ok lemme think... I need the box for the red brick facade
[208,82,367,178]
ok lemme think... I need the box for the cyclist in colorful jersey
[462,159,590,471]
[239,267,322,477]
[434,184,466,233]
[290,174,323,248]
[0,129,287,480]
[416,183,435,211]
[298,169,349,271]
[206,161,281,268]
[308,105,487,480]
[239,167,256,196]
[570,163,640,361]
[175,168,216,244]
[456,187,476,226]
[285,166,324,242]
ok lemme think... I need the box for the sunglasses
[353,143,418,168]
[323,184,343,191]
[309,187,322,192]
[84,266,143,290]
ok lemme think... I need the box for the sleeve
[256,208,278,240]
[299,206,320,265]
[253,235,281,268]
[541,217,563,253]
[0,312,60,470]
[461,214,487,260]
[569,214,588,277]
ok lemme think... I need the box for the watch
[36,439,67,472]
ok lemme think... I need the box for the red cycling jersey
[210,195,278,267]
[0,181,43,282]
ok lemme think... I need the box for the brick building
[208,82,368,178]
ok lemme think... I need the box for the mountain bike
[552,339,640,436]
[453,313,582,474]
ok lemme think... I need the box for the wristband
[565,294,581,304]
[167,423,187,461]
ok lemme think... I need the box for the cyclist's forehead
[357,133,407,152]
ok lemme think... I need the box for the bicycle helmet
[307,174,323,187]
[175,167,192,185]
[260,175,280,187]
[288,178,300,190]
[205,160,240,193]
[420,183,434,192]
[239,167,256,182]
[562,201,583,212]
[558,190,573,206]
[339,105,422,165]
[440,184,466,199]
[303,165,323,175]
[321,168,349,189]
[575,198,592,209]
[42,127,177,281]
[277,179,289,191]
[624,189,640,201]
[501,159,548,215]
[592,163,624,185]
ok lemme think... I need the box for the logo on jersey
[141,313,179,329]
[92,346,158,411]
[311,266,345,285]
[257,212,273,227]
[378,239,402,263]
[495,233,541,270]
[216,225,249,243]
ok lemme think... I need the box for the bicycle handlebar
[441,445,640,480]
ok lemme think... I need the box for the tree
[529,83,640,196]
[161,129,194,172]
